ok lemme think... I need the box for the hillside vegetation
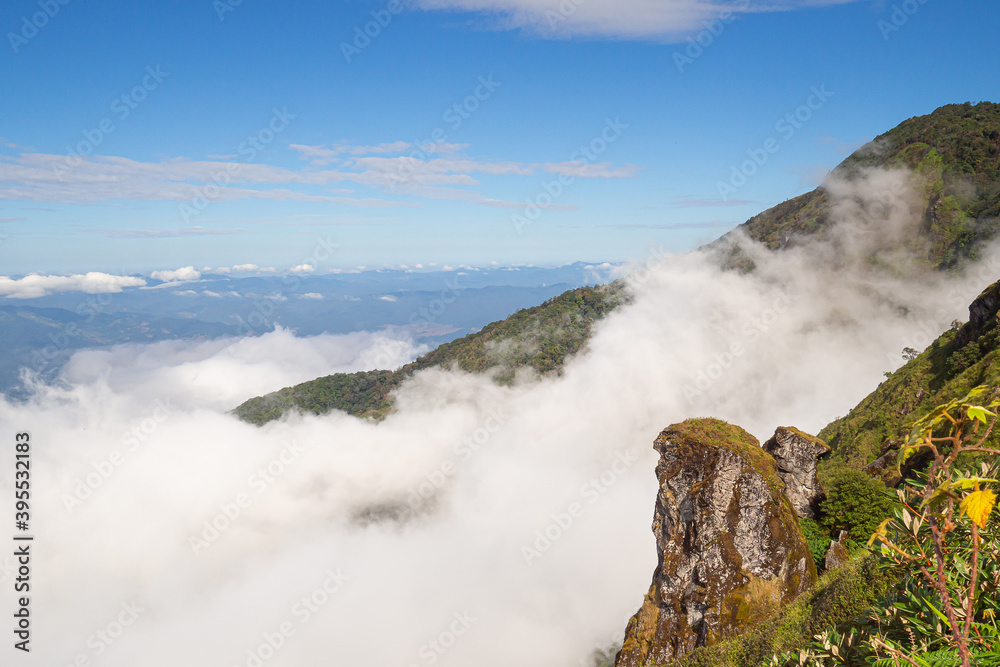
[731,101,1000,269]
[233,282,627,424]
[820,280,1000,470]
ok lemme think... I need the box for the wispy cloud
[409,0,864,40]
[670,198,754,208]
[289,141,414,166]
[0,152,415,208]
[544,162,640,179]
[479,199,579,211]
[91,227,248,239]
[0,146,638,211]
[601,221,737,231]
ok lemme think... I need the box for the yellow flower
[960,488,997,529]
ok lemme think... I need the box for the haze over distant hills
[0,262,614,395]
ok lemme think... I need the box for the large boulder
[615,419,817,667]
[762,427,831,519]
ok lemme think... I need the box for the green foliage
[799,518,831,571]
[817,468,898,546]
[949,341,981,375]
[771,389,1000,667]
[234,282,628,425]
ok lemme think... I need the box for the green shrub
[798,518,831,571]
[818,467,898,546]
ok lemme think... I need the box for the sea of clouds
[1,167,998,666]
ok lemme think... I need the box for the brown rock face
[615,419,817,667]
[825,531,850,571]
[762,427,831,519]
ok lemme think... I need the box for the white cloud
[544,161,640,179]
[0,272,146,299]
[298,292,324,300]
[421,142,468,154]
[95,227,246,239]
[0,149,637,210]
[378,295,399,302]
[409,0,862,40]
[150,266,201,282]
[289,142,414,166]
[479,198,579,211]
[0,153,414,208]
[290,264,316,274]
[231,264,260,272]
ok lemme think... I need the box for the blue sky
[1,0,998,275]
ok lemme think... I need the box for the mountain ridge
[234,101,1000,426]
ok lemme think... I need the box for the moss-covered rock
[615,419,817,667]
[668,556,894,667]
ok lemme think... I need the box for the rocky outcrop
[956,280,1000,348]
[615,419,817,667]
[825,531,850,571]
[762,427,831,519]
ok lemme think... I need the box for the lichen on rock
[615,418,817,667]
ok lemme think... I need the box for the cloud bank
[0,272,145,299]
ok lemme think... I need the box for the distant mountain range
[0,305,237,396]
[0,262,614,396]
